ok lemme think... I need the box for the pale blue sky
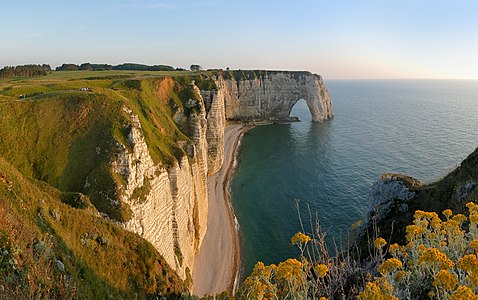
[1,0,478,79]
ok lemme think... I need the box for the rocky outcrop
[360,174,418,234]
[217,71,333,122]
[355,148,478,257]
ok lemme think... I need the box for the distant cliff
[218,71,333,122]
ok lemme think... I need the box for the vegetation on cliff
[0,70,219,222]
[0,156,185,298]
[0,70,218,297]
[234,147,478,299]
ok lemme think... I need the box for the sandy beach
[192,124,249,297]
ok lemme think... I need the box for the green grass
[0,156,185,298]
[0,71,216,222]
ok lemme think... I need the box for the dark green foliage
[112,63,175,71]
[0,64,50,78]
[56,63,79,71]
[55,62,175,72]
[190,64,202,71]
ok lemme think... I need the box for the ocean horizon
[231,79,478,277]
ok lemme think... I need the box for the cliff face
[110,72,332,280]
[202,88,226,175]
[113,94,210,280]
[217,72,333,122]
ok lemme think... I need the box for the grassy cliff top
[0,71,217,222]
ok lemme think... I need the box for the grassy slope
[0,71,216,221]
[0,156,185,298]
[0,70,216,297]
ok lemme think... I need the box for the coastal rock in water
[217,71,333,122]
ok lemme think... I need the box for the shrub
[238,201,478,299]
[359,202,478,299]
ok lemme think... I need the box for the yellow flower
[290,232,311,245]
[467,202,478,214]
[406,225,425,241]
[433,270,458,290]
[430,217,442,229]
[418,248,454,269]
[378,258,403,275]
[388,243,399,256]
[471,213,478,223]
[358,282,398,300]
[276,258,304,286]
[442,209,453,218]
[471,240,478,252]
[394,270,406,282]
[417,244,427,254]
[314,263,328,278]
[374,237,387,249]
[319,297,327,300]
[457,254,478,273]
[450,285,476,300]
[452,214,467,223]
[414,210,426,219]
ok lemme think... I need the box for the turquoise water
[231,80,478,277]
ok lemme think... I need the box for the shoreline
[223,125,251,294]
[192,124,251,297]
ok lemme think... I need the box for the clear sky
[1,0,478,79]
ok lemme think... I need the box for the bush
[360,202,478,299]
[238,200,478,299]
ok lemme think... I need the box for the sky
[1,0,478,79]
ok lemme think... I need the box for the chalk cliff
[110,71,332,280]
[218,71,333,122]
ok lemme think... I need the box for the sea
[230,79,478,277]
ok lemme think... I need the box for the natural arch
[289,99,312,121]
[221,71,333,122]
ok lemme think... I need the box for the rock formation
[217,71,333,122]
[111,71,333,280]
[113,105,208,280]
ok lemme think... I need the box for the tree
[79,63,93,71]
[190,64,202,72]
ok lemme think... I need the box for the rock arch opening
[289,99,312,122]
